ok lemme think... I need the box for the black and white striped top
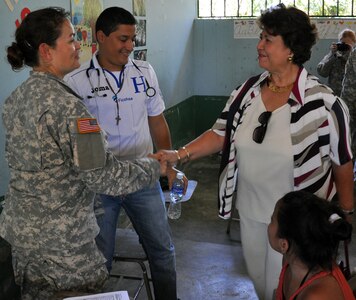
[213,68,352,219]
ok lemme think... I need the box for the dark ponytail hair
[7,7,70,70]
[277,191,352,270]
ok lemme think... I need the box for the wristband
[342,208,354,215]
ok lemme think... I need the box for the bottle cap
[176,172,184,180]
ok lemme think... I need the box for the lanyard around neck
[102,67,125,125]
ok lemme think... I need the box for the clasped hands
[148,150,188,192]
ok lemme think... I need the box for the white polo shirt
[65,53,165,161]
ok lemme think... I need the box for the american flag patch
[77,118,101,134]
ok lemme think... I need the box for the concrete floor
[106,154,356,300]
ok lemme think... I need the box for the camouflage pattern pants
[12,241,108,300]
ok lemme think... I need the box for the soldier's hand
[156,149,180,166]
[330,42,337,53]
[148,153,167,176]
[159,159,167,176]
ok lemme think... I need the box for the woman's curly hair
[257,3,318,66]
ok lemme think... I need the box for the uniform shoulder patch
[77,118,101,134]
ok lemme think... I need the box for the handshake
[148,149,189,191]
[148,149,186,176]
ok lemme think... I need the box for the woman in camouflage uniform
[0,7,165,300]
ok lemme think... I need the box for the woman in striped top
[157,4,354,299]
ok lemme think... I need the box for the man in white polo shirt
[65,6,177,300]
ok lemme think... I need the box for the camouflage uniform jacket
[0,71,160,253]
[317,50,350,97]
[341,48,356,156]
[341,48,356,122]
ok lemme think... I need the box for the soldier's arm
[52,103,162,196]
[317,52,337,77]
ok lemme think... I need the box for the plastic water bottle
[167,172,184,219]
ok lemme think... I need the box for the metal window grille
[198,0,356,18]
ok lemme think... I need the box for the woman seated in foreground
[268,191,355,300]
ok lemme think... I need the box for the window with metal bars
[198,0,356,18]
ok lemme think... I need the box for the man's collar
[92,52,133,70]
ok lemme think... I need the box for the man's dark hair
[95,7,137,36]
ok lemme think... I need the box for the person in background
[0,7,166,299]
[156,4,354,299]
[65,7,178,300]
[317,28,356,97]
[268,191,355,300]
[341,47,356,166]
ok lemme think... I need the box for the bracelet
[180,146,190,161]
[342,208,354,215]
[174,150,181,162]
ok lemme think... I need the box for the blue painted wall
[193,19,332,96]
[0,0,67,196]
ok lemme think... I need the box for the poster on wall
[132,0,147,60]
[134,49,147,60]
[71,0,103,63]
[316,19,356,39]
[234,18,356,39]
[135,19,146,47]
[133,0,146,16]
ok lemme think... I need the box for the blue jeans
[95,182,177,300]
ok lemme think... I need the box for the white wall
[146,0,196,106]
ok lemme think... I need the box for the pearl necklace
[267,77,294,93]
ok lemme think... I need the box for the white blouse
[234,94,294,223]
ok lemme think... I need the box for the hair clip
[328,213,341,224]
[24,40,33,49]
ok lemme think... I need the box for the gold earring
[288,56,293,62]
